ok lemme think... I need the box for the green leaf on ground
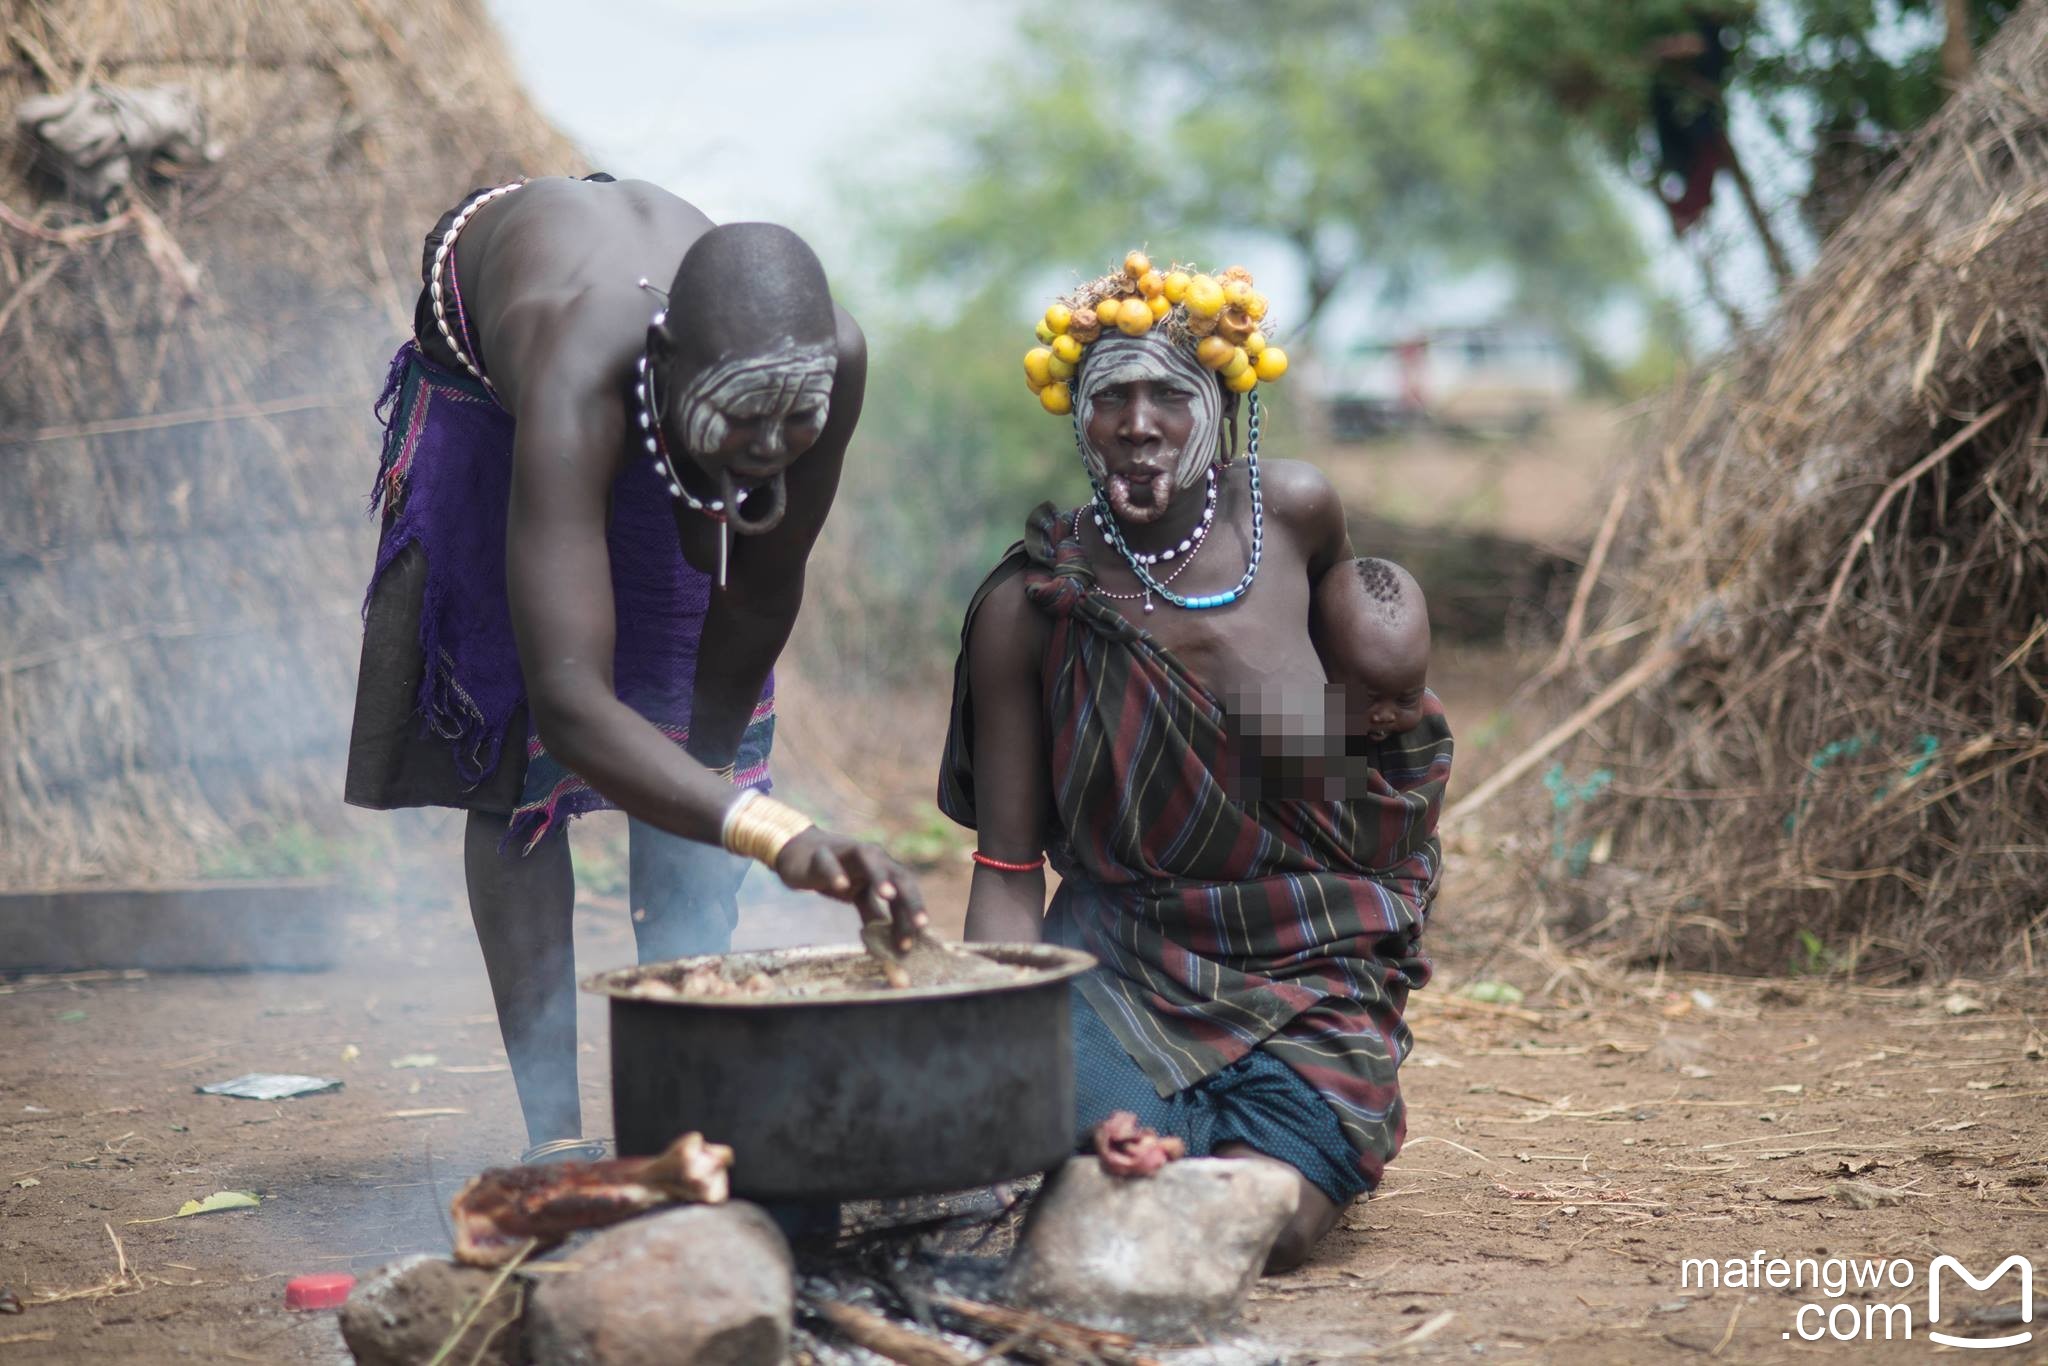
[128,1190,261,1224]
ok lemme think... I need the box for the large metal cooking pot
[583,942,1094,1201]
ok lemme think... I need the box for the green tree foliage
[873,4,1647,343]
[1439,0,2019,265]
[804,3,1655,688]
[1437,1,1745,155]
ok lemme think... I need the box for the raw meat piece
[1092,1111,1185,1178]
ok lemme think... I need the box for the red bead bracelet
[971,851,1046,872]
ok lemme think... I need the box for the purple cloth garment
[364,342,772,849]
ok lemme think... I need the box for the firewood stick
[1537,474,1634,683]
[933,1295,1162,1366]
[1446,641,1683,825]
[424,1241,533,1366]
[811,1299,976,1366]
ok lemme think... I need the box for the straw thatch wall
[1,0,578,885]
[1527,1,2048,977]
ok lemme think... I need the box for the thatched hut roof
[1521,0,2048,977]
[1,0,579,885]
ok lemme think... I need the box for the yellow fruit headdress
[1022,250,1290,416]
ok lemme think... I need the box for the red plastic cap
[285,1272,356,1310]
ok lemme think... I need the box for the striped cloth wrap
[941,502,1453,1189]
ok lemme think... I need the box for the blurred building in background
[1313,322,1579,441]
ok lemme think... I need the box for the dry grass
[1,0,580,884]
[1517,1,2048,977]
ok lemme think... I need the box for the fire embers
[1091,1111,1186,1178]
[450,1132,734,1267]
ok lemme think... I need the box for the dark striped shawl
[939,503,1453,1188]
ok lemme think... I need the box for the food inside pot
[609,942,1030,1002]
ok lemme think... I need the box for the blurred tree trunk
[1722,138,1793,291]
[1689,236,1750,340]
[1944,0,1976,85]
[1290,226,1350,338]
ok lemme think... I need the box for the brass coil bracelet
[720,789,814,868]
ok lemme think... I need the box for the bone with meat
[450,1131,733,1266]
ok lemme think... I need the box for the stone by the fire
[1003,1156,1299,1342]
[525,1203,794,1366]
[339,1255,525,1366]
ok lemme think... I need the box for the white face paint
[673,339,836,463]
[1074,333,1223,491]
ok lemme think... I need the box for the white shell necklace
[426,179,526,394]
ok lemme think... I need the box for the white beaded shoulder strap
[426,179,527,393]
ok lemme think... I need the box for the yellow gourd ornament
[1025,250,1285,419]
[1184,274,1225,318]
[1195,336,1235,370]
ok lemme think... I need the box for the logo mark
[1928,1255,2034,1350]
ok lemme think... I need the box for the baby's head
[1312,557,1431,742]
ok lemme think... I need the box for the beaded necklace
[1077,391,1264,611]
[427,179,526,394]
[1074,466,1218,614]
[635,317,739,587]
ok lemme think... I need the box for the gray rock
[1004,1157,1299,1342]
[339,1254,526,1366]
[525,1203,794,1366]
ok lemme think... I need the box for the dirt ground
[5,804,2044,1363]
[4,420,2043,1362]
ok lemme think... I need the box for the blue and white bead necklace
[1078,391,1264,612]
[1075,467,1216,613]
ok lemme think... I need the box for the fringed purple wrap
[364,342,773,850]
